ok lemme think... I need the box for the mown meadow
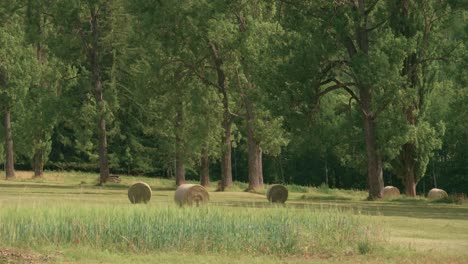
[0,171,467,264]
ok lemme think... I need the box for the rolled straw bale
[266,184,288,203]
[383,186,400,199]
[174,184,209,207]
[128,182,152,204]
[427,188,448,199]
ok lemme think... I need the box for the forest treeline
[0,1,466,198]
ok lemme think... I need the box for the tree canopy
[0,0,466,197]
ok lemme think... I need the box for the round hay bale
[174,184,209,207]
[383,186,400,199]
[427,188,448,199]
[266,184,288,203]
[128,182,152,204]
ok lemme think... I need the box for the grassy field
[0,171,467,264]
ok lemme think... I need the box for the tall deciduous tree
[231,5,289,190]
[280,1,409,199]
[54,0,128,184]
[128,0,224,186]
[0,5,37,179]
[17,0,74,178]
[131,1,241,189]
[386,0,462,196]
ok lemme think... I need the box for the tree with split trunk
[178,1,289,191]
[230,2,289,191]
[280,0,416,199]
[234,5,266,191]
[195,38,245,190]
[386,0,461,196]
[193,86,223,188]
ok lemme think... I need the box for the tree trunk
[33,34,45,179]
[243,95,262,190]
[235,14,263,190]
[360,84,384,200]
[175,152,185,186]
[4,108,15,179]
[404,163,417,197]
[344,1,383,199]
[208,42,233,191]
[246,132,261,190]
[246,142,264,190]
[33,148,44,178]
[200,147,210,187]
[362,114,384,200]
[90,7,109,185]
[97,109,110,184]
[175,109,185,186]
[398,141,417,196]
[220,113,233,190]
[257,147,264,187]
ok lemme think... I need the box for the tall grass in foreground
[0,204,381,255]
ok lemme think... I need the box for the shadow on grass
[0,183,80,190]
[212,198,468,220]
[300,195,353,201]
[2,182,467,221]
[384,198,427,204]
[102,183,176,191]
[0,183,177,192]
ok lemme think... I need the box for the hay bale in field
[174,184,209,207]
[427,188,448,199]
[383,186,400,198]
[266,184,288,203]
[128,182,152,204]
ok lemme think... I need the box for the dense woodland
[0,0,466,198]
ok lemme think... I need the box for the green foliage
[0,0,465,193]
[0,16,38,108]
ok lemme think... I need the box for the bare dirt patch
[0,248,59,264]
